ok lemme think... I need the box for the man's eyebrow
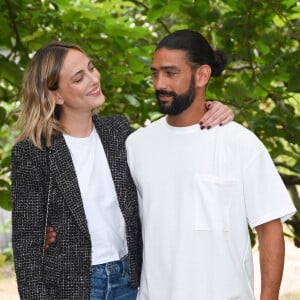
[150,65,180,71]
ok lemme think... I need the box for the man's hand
[200,100,234,129]
[45,226,57,250]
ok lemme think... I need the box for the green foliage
[0,219,13,265]
[1,0,300,245]
[0,244,14,266]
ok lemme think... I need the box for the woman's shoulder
[11,138,48,161]
[93,114,133,133]
[12,138,36,152]
[93,114,128,124]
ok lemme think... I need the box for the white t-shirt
[126,117,296,300]
[64,127,127,265]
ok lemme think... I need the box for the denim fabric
[91,256,138,300]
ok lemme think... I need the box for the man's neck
[166,99,206,127]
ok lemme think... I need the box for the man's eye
[166,71,177,77]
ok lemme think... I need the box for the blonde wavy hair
[16,41,89,149]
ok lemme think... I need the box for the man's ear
[51,90,64,105]
[195,65,211,88]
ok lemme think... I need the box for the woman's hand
[200,100,234,129]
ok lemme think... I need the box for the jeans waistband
[91,255,128,276]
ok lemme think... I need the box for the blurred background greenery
[0,0,299,249]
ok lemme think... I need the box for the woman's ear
[195,64,211,88]
[51,90,64,105]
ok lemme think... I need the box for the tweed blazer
[11,114,142,300]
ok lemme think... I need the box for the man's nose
[154,73,168,90]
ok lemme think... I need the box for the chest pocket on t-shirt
[193,174,235,231]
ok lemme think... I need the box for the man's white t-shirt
[64,127,127,265]
[126,117,296,300]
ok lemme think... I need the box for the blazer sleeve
[11,141,49,299]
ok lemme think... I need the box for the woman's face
[54,48,105,116]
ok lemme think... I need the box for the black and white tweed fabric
[11,114,142,300]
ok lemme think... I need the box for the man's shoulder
[126,118,164,149]
[221,121,248,133]
[127,117,164,140]
[221,121,258,142]
[221,121,268,158]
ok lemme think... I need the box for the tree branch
[281,174,300,186]
[245,0,255,81]
[5,0,26,58]
[275,162,299,174]
[128,0,171,34]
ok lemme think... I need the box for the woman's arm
[11,142,48,299]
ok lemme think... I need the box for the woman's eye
[74,77,83,83]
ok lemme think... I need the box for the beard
[155,75,196,115]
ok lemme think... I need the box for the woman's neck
[60,112,94,137]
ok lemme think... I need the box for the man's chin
[159,104,171,114]
[159,107,180,115]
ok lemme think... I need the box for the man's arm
[255,219,285,300]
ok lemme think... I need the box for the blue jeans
[90,256,138,300]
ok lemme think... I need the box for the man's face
[151,48,196,115]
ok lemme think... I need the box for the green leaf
[294,159,300,173]
[224,81,250,100]
[125,95,140,107]
[0,190,11,211]
[0,58,23,84]
[288,71,300,92]
[52,0,73,9]
[273,15,286,27]
[0,156,11,169]
[0,107,6,128]
[0,180,11,211]
[21,29,45,43]
[148,4,166,21]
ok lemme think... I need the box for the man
[125,29,296,300]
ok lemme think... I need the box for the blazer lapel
[49,133,90,240]
[94,119,123,202]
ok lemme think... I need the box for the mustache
[155,90,177,98]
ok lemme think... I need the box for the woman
[11,41,233,300]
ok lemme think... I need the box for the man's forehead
[152,48,188,68]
